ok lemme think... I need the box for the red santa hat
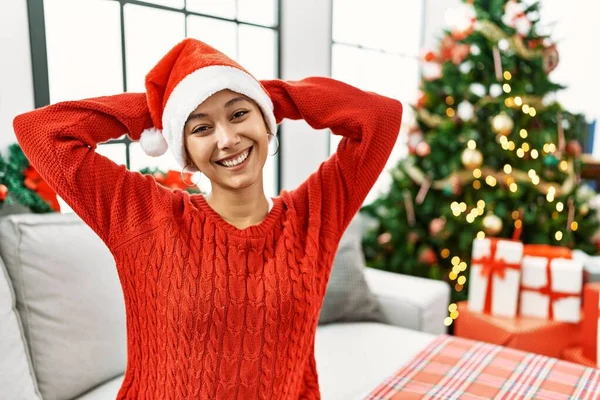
[140,38,277,169]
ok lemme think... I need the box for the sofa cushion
[0,254,42,400]
[73,374,124,400]
[0,213,127,400]
[315,322,437,400]
[318,215,385,324]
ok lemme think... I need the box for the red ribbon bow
[23,166,60,211]
[154,170,195,190]
[474,240,521,314]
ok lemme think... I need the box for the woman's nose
[215,124,241,149]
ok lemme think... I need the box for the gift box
[467,238,523,318]
[455,301,581,358]
[562,346,597,368]
[581,283,600,366]
[573,250,600,283]
[519,245,583,323]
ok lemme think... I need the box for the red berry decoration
[0,184,7,201]
[566,140,582,157]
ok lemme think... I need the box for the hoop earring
[181,163,201,187]
[267,132,279,156]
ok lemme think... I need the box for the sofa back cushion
[0,254,42,400]
[318,215,385,324]
[0,213,127,400]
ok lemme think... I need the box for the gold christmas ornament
[482,213,503,236]
[491,113,514,136]
[461,148,483,170]
[580,204,590,216]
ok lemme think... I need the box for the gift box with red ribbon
[455,301,581,358]
[561,346,596,368]
[581,282,600,367]
[519,245,583,323]
[467,238,524,318]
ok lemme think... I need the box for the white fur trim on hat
[162,65,277,169]
[139,127,168,157]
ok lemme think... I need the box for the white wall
[422,0,461,50]
[0,0,34,153]
[539,0,600,119]
[537,0,600,155]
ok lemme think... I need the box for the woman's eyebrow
[185,97,249,127]
[223,96,249,108]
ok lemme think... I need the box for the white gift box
[467,238,523,318]
[573,249,600,282]
[519,255,583,322]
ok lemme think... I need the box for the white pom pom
[139,127,168,157]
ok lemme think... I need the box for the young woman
[14,38,403,399]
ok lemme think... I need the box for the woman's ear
[183,144,192,166]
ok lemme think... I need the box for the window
[29,0,281,208]
[330,0,424,204]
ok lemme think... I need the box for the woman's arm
[261,77,403,236]
[13,93,174,247]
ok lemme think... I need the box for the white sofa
[0,213,449,400]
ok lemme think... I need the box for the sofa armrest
[364,268,450,335]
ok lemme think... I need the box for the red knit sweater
[13,77,402,399]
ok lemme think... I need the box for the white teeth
[220,148,250,167]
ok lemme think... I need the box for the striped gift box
[366,335,600,400]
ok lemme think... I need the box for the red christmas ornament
[543,44,560,74]
[407,131,424,155]
[408,231,419,244]
[0,184,7,201]
[377,232,392,246]
[415,141,431,157]
[23,166,61,211]
[440,36,471,65]
[416,92,429,109]
[450,175,462,195]
[528,39,543,49]
[429,217,446,237]
[566,140,582,157]
[418,247,438,265]
[423,51,437,63]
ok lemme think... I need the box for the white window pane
[187,15,237,60]
[333,0,423,56]
[44,0,122,103]
[238,26,277,79]
[332,44,419,104]
[124,4,185,92]
[237,0,277,27]
[129,141,179,171]
[136,0,184,9]
[186,0,235,19]
[96,143,127,166]
[263,156,277,198]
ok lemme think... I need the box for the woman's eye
[232,110,249,120]
[192,126,210,134]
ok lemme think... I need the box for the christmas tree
[360,0,600,325]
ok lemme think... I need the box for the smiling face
[183,89,270,193]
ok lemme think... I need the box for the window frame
[26,0,283,192]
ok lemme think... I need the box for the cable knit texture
[13,77,402,399]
